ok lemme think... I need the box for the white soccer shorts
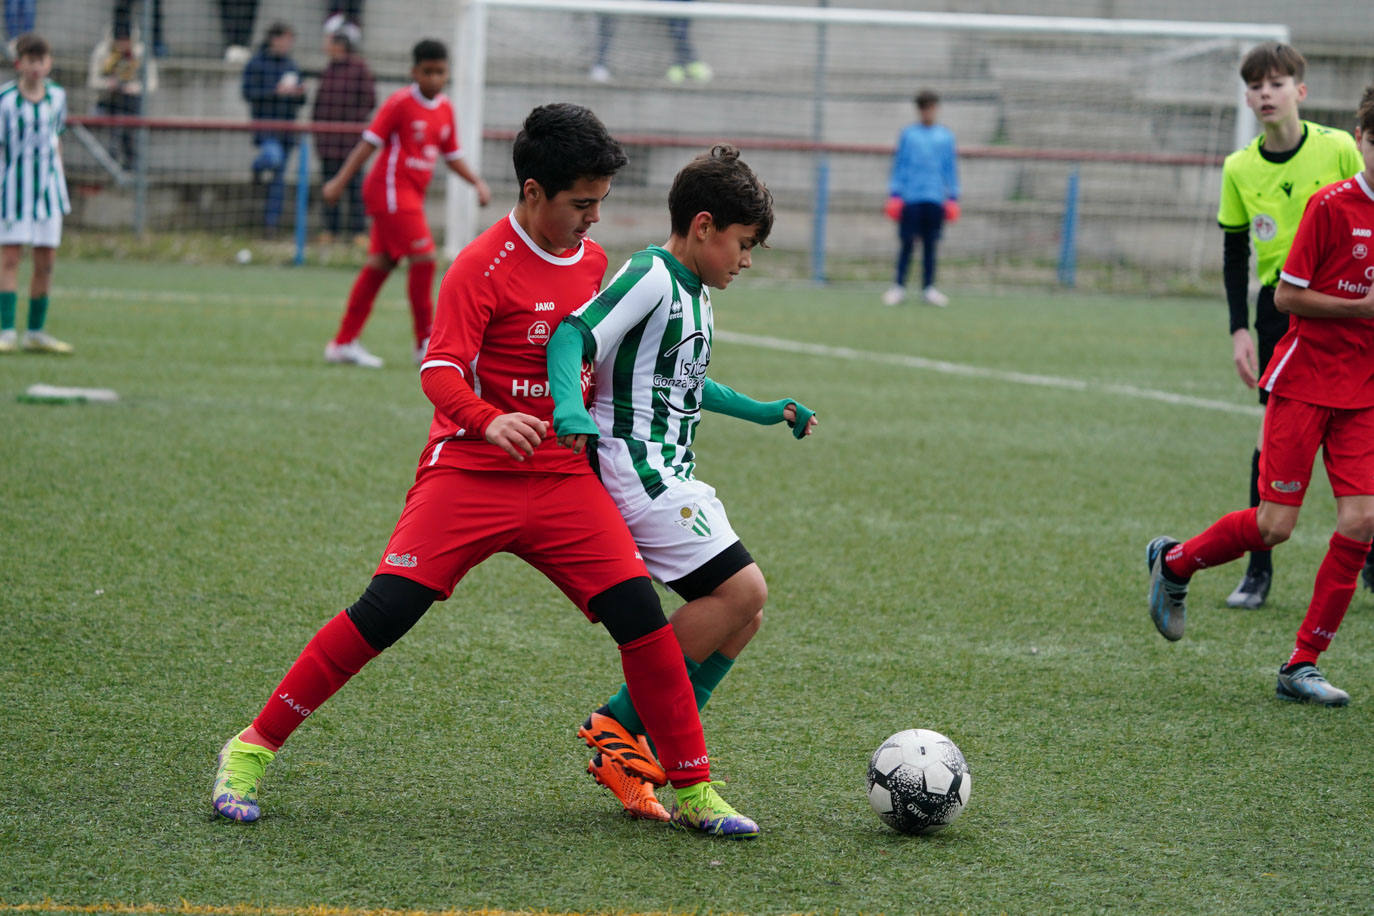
[0,213,63,248]
[619,478,740,584]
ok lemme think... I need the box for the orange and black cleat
[587,753,670,821]
[578,711,667,786]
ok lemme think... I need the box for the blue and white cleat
[1276,664,1350,707]
[1146,536,1188,641]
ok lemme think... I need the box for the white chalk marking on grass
[717,330,1263,417]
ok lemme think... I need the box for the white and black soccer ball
[866,728,971,834]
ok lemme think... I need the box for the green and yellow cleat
[212,735,275,822]
[670,781,759,839]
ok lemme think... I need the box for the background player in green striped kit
[0,33,72,355]
[1217,42,1361,609]
[547,145,817,820]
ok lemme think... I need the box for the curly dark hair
[667,145,773,245]
[512,103,627,199]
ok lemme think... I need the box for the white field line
[61,286,1259,417]
[716,330,1264,417]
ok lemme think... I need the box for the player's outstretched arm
[546,320,599,453]
[702,378,817,439]
[1274,279,1374,319]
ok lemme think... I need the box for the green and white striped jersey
[0,79,70,222]
[569,245,712,506]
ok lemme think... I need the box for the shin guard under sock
[1166,508,1264,579]
[1288,531,1369,668]
[250,610,380,749]
[619,625,709,788]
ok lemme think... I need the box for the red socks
[1165,508,1264,578]
[407,260,436,345]
[250,610,380,750]
[334,265,390,345]
[619,625,710,788]
[1288,531,1368,668]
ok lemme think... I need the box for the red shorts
[369,208,435,261]
[374,465,648,617]
[1260,393,1374,506]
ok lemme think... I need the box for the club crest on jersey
[1252,213,1277,242]
[1354,243,1368,260]
[527,320,551,345]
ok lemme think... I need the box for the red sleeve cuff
[420,365,501,436]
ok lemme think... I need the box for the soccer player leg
[1278,410,1374,705]
[525,475,708,788]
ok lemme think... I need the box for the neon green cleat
[212,735,275,822]
[670,780,759,839]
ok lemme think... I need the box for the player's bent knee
[345,573,441,651]
[590,577,668,646]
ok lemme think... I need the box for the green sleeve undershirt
[701,377,792,425]
[546,319,599,438]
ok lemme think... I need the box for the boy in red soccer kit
[213,103,760,838]
[1147,87,1374,707]
[322,38,491,369]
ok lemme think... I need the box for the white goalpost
[446,0,1288,288]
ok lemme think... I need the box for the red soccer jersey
[417,212,606,474]
[1264,172,1374,408]
[361,85,462,215]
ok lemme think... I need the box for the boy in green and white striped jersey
[0,33,71,354]
[548,145,818,820]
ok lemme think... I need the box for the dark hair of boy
[667,144,774,244]
[915,89,940,109]
[512,102,627,198]
[1239,42,1305,84]
[412,39,447,65]
[1358,85,1374,134]
[14,33,48,59]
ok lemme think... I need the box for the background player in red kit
[213,102,760,839]
[322,38,491,369]
[1146,86,1374,708]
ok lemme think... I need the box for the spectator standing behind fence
[113,0,167,58]
[242,22,306,237]
[312,15,373,248]
[882,89,960,309]
[88,21,158,172]
[220,0,259,63]
[588,0,712,85]
[0,35,72,355]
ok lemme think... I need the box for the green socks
[604,650,738,737]
[0,291,14,330]
[26,295,48,331]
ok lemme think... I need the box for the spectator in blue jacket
[242,21,307,234]
[883,89,960,308]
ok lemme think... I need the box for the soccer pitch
[2,257,1372,915]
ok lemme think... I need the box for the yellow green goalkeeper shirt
[1217,120,1361,286]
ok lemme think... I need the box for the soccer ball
[866,728,971,834]
[235,248,253,265]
